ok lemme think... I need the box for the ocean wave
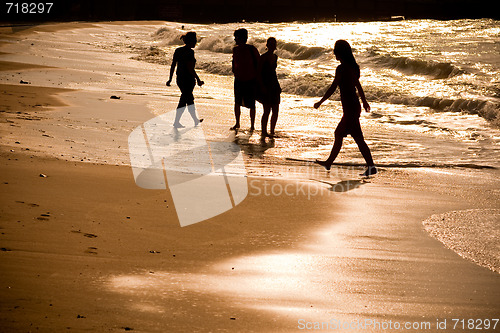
[130,46,169,65]
[128,43,499,127]
[274,40,329,60]
[367,51,464,79]
[250,38,330,60]
[281,74,500,124]
[275,75,500,126]
[197,35,235,54]
[197,61,233,76]
[280,74,332,97]
[367,88,500,125]
[152,27,184,46]
[174,33,329,60]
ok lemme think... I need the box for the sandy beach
[1,21,499,333]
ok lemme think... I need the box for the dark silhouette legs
[231,105,241,130]
[261,105,270,136]
[261,104,279,137]
[270,105,279,135]
[316,132,344,170]
[316,133,377,175]
[353,135,374,167]
[250,107,255,131]
[353,135,377,176]
[173,103,202,128]
[231,105,255,131]
[174,81,202,128]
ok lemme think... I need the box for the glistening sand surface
[0,21,499,332]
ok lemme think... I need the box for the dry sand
[1,21,499,332]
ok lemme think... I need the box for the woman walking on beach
[166,31,204,128]
[314,39,377,177]
[258,37,281,138]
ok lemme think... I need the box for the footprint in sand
[84,247,98,255]
[36,213,51,221]
[15,201,40,207]
[71,230,98,238]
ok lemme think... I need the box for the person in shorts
[231,28,260,131]
[166,31,204,128]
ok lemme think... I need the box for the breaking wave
[197,61,233,76]
[274,40,329,60]
[130,46,169,65]
[145,25,499,126]
[367,89,500,124]
[152,27,184,46]
[367,50,464,79]
[197,35,235,54]
[279,74,499,125]
[280,74,332,97]
[153,27,328,61]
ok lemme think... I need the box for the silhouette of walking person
[258,37,281,138]
[231,28,260,131]
[314,40,377,177]
[166,31,204,128]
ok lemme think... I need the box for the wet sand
[1,21,499,332]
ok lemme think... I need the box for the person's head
[181,32,197,48]
[333,39,356,65]
[266,37,277,52]
[234,28,248,45]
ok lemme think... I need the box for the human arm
[232,47,236,75]
[355,79,370,112]
[314,80,338,109]
[166,51,177,86]
[187,60,204,86]
[256,53,265,87]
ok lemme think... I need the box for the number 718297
[6,3,53,14]
[452,319,499,330]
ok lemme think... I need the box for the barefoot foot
[361,166,377,177]
[315,159,331,171]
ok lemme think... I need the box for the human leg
[231,104,241,130]
[249,107,256,131]
[173,107,185,128]
[270,104,279,136]
[232,79,243,130]
[175,79,195,128]
[353,134,374,166]
[316,118,348,171]
[261,105,271,136]
[353,134,377,176]
[315,132,344,171]
[187,104,203,126]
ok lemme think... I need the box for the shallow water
[1,20,499,174]
[132,19,500,171]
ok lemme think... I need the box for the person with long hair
[314,39,377,177]
[258,37,281,138]
[166,31,204,128]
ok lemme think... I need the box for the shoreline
[1,21,499,332]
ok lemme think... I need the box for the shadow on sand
[310,178,367,193]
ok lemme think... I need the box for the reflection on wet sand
[105,183,500,326]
